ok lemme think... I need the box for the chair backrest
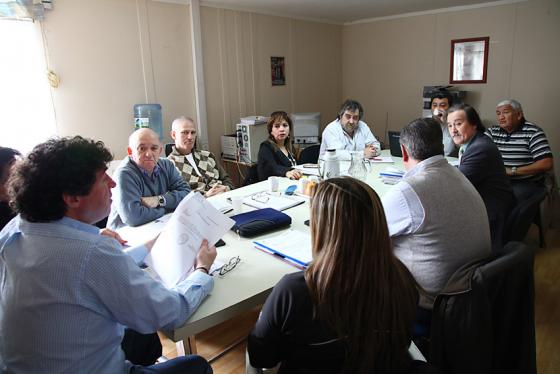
[430,242,535,374]
[298,144,320,164]
[388,131,402,157]
[164,143,174,157]
[503,189,547,243]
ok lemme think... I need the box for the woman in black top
[257,111,302,181]
[0,147,21,230]
[248,178,426,374]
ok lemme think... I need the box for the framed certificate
[450,37,489,84]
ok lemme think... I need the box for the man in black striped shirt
[486,99,553,199]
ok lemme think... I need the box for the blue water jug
[133,104,163,139]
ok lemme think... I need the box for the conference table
[117,150,448,355]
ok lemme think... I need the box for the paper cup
[268,176,279,192]
[231,196,243,214]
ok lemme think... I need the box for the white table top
[119,151,452,341]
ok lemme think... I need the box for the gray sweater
[382,156,491,308]
[107,158,189,229]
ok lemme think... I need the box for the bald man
[107,128,190,229]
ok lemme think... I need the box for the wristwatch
[511,167,517,176]
[157,195,166,207]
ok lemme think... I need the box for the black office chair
[503,189,547,244]
[430,242,536,374]
[298,144,320,164]
[164,143,174,157]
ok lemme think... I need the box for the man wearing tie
[447,104,514,250]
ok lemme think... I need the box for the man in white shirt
[319,99,380,161]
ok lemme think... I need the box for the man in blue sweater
[108,128,190,229]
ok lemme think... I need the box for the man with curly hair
[0,136,215,373]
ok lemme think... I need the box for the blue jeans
[130,355,212,374]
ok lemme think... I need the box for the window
[0,19,56,153]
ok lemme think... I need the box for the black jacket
[430,242,536,374]
[257,141,297,181]
[459,132,515,249]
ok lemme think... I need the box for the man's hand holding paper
[144,191,235,288]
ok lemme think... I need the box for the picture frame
[450,37,489,84]
[271,56,286,86]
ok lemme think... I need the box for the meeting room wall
[342,0,559,176]
[199,6,342,155]
[41,0,342,159]
[42,0,198,159]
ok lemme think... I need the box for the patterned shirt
[485,121,553,180]
[167,147,234,192]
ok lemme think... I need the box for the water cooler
[134,104,163,139]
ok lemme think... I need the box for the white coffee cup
[231,196,243,214]
[268,176,279,192]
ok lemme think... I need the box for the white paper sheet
[295,164,320,176]
[254,230,312,267]
[145,191,235,288]
[369,156,394,163]
[242,191,306,211]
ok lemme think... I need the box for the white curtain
[0,19,57,153]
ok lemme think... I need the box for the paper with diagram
[145,191,235,288]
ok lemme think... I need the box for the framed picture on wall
[450,37,489,84]
[271,56,286,86]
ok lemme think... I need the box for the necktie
[458,146,465,164]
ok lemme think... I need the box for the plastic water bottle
[133,104,163,139]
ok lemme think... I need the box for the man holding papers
[0,136,215,373]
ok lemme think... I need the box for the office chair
[430,242,536,374]
[503,189,547,245]
[164,143,174,157]
[297,144,320,164]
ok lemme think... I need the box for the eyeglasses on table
[214,256,241,276]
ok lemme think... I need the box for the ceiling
[197,0,520,24]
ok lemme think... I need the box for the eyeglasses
[251,192,270,204]
[218,256,241,276]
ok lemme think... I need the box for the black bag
[230,208,291,237]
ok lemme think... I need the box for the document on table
[145,191,235,288]
[295,164,320,176]
[208,199,233,214]
[369,156,394,163]
[243,191,306,211]
[253,230,312,267]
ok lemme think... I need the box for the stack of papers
[379,166,405,185]
[254,230,312,268]
[243,191,306,211]
[145,191,235,288]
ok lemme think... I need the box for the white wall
[42,0,196,158]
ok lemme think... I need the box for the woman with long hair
[248,177,424,373]
[257,111,302,181]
